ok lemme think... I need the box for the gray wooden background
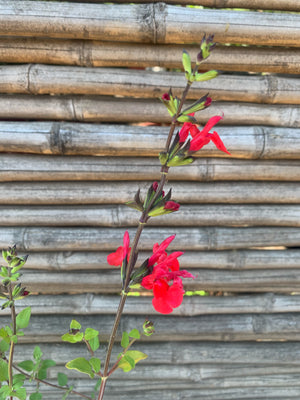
[0,1,300,399]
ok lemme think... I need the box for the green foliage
[121,331,130,349]
[65,357,94,379]
[57,372,68,387]
[118,350,148,373]
[16,307,31,330]
[0,359,8,381]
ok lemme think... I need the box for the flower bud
[143,320,155,337]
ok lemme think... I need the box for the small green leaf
[16,307,31,330]
[33,346,43,361]
[61,332,84,343]
[65,358,94,378]
[70,320,81,330]
[0,359,8,381]
[30,392,42,400]
[89,357,101,373]
[195,70,218,82]
[129,329,140,340]
[41,359,56,369]
[121,332,129,349]
[14,388,27,400]
[57,372,68,387]
[88,335,100,352]
[84,328,99,341]
[0,339,9,353]
[18,360,34,372]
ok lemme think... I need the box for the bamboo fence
[0,1,299,399]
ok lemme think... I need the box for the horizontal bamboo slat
[0,95,300,127]
[1,64,300,105]
[0,181,300,204]
[3,294,300,316]
[1,121,300,160]
[21,249,300,271]
[2,2,300,47]
[1,204,300,227]
[1,155,299,181]
[60,0,300,11]
[0,39,299,74]
[2,312,300,342]
[1,226,300,252]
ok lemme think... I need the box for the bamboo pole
[23,249,300,271]
[0,181,299,204]
[1,155,299,182]
[1,205,300,227]
[0,39,298,73]
[1,226,300,252]
[6,294,300,316]
[1,64,299,104]
[0,95,300,127]
[1,2,300,47]
[0,121,300,159]
[59,0,300,11]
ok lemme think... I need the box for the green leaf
[57,372,68,387]
[33,346,43,361]
[121,332,129,349]
[129,329,140,340]
[0,359,8,381]
[89,357,101,373]
[61,332,84,344]
[65,358,94,378]
[18,360,34,372]
[118,350,148,372]
[16,307,31,330]
[0,339,9,353]
[37,359,56,380]
[14,388,27,400]
[70,320,81,330]
[84,328,99,341]
[88,335,100,352]
[41,359,56,369]
[30,392,42,400]
[195,70,218,82]
[182,50,192,75]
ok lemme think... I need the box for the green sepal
[182,50,192,76]
[195,70,218,82]
[0,267,8,277]
[129,259,149,286]
[177,114,196,123]
[158,151,169,166]
[167,156,195,167]
[65,357,94,378]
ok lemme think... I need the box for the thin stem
[8,283,16,399]
[8,361,92,400]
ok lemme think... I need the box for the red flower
[142,235,194,314]
[107,231,131,267]
[178,115,230,154]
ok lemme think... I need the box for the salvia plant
[0,34,230,400]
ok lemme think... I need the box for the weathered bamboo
[2,312,300,342]
[0,181,300,205]
[1,226,300,252]
[22,249,300,271]
[0,39,299,74]
[0,95,300,127]
[1,155,299,181]
[1,122,300,159]
[5,294,300,316]
[1,205,300,227]
[57,0,300,10]
[16,268,300,294]
[1,2,300,47]
[1,64,300,105]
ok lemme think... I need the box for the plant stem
[8,282,16,399]
[8,361,92,400]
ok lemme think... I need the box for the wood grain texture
[1,2,300,46]
[0,39,299,74]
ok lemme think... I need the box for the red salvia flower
[107,231,131,267]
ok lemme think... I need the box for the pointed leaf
[0,359,8,381]
[84,328,99,341]
[30,392,42,400]
[14,388,27,400]
[121,332,129,349]
[70,320,81,330]
[18,360,34,372]
[129,329,140,340]
[16,307,31,330]
[65,358,94,378]
[61,332,84,344]
[88,335,100,352]
[89,357,101,373]
[57,372,68,387]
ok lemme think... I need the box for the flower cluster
[107,233,194,314]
